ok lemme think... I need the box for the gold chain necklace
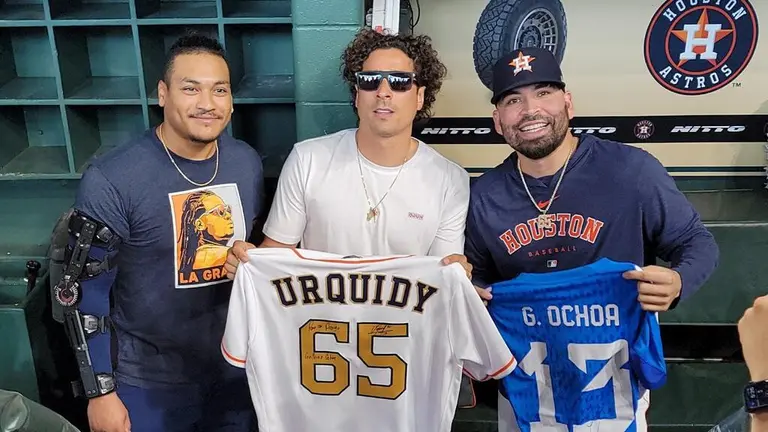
[158,125,219,187]
[356,141,410,222]
[517,143,574,230]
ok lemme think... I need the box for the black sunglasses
[355,71,417,92]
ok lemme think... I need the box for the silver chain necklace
[356,141,410,222]
[517,143,575,230]
[158,125,219,187]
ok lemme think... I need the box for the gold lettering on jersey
[498,213,605,255]
[521,304,620,328]
[269,273,440,313]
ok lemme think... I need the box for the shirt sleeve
[428,167,470,257]
[447,265,516,381]
[262,145,307,245]
[75,166,130,241]
[464,198,498,289]
[221,263,253,368]
[637,153,719,302]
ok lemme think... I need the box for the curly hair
[340,28,447,122]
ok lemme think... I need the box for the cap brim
[491,79,566,104]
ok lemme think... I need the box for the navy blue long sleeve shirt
[465,134,719,303]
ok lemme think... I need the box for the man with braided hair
[55,33,262,432]
[177,190,234,273]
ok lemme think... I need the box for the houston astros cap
[490,47,566,105]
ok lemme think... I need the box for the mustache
[516,114,551,126]
[190,110,222,118]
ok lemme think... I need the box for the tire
[472,0,568,90]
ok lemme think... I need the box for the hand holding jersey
[224,239,255,278]
[622,265,683,312]
[222,248,516,432]
[436,254,496,302]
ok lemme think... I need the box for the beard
[188,132,220,145]
[500,109,570,160]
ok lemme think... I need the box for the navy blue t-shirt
[465,134,718,301]
[74,128,263,388]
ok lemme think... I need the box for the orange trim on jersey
[488,357,517,378]
[464,356,517,382]
[459,371,477,409]
[289,248,414,264]
[463,369,479,381]
[221,342,246,365]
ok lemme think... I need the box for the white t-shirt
[222,248,516,432]
[262,128,470,257]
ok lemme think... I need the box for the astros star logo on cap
[509,51,535,76]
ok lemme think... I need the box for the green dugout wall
[0,1,761,431]
[0,0,361,256]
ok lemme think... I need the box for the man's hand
[441,254,492,302]
[622,265,682,312]
[441,254,472,278]
[738,295,768,382]
[88,392,131,432]
[224,240,256,280]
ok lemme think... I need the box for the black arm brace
[52,209,120,399]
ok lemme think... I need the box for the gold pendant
[536,214,552,230]
[367,207,379,221]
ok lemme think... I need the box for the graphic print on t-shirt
[169,183,246,288]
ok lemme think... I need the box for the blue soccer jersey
[487,258,667,431]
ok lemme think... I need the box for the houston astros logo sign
[643,0,758,96]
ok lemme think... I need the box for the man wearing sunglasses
[224,28,479,285]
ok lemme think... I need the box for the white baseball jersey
[222,248,516,432]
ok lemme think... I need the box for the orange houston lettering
[497,213,604,255]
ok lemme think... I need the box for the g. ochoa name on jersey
[521,304,620,328]
[270,273,440,313]
[643,0,758,95]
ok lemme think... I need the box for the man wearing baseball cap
[464,47,719,430]
[490,47,566,105]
